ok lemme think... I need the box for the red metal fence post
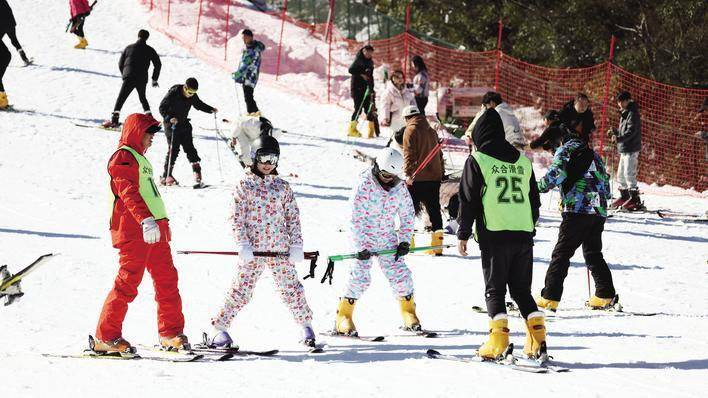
[149,0,153,11]
[167,0,171,25]
[195,0,204,43]
[494,17,502,91]
[598,35,617,158]
[326,0,335,103]
[275,0,289,81]
[224,0,231,61]
[403,5,411,79]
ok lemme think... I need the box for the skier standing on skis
[0,0,32,110]
[68,0,91,49]
[457,108,545,360]
[93,113,188,353]
[158,77,217,187]
[334,147,421,336]
[347,44,375,138]
[232,29,264,116]
[230,115,276,168]
[103,29,161,128]
[607,91,643,211]
[535,121,618,312]
[208,136,318,349]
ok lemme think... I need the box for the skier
[410,55,429,115]
[464,92,526,151]
[229,115,277,167]
[379,69,415,136]
[93,113,188,353]
[334,147,421,335]
[208,136,317,349]
[529,110,570,153]
[102,29,162,128]
[158,77,217,187]
[232,29,265,116]
[0,0,33,110]
[535,119,617,312]
[607,91,643,210]
[457,108,545,360]
[68,0,91,49]
[347,44,375,138]
[559,92,595,141]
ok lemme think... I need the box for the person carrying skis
[230,115,276,168]
[102,29,162,128]
[457,108,545,360]
[347,44,375,138]
[208,136,318,349]
[334,147,421,336]
[93,113,188,353]
[232,29,264,116]
[0,0,32,110]
[158,77,217,187]
[607,91,643,211]
[68,0,91,49]
[535,120,618,312]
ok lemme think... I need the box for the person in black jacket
[559,93,595,141]
[0,0,32,109]
[103,30,162,128]
[608,91,643,210]
[347,44,375,137]
[457,109,545,360]
[158,77,217,187]
[529,110,570,153]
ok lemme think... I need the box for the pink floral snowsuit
[344,170,416,299]
[211,171,313,329]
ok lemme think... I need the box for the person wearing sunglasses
[207,136,318,350]
[333,148,423,336]
[158,77,217,187]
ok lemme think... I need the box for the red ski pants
[95,240,184,341]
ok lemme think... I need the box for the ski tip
[426,349,441,357]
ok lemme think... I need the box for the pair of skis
[427,343,569,373]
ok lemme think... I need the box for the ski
[193,183,211,189]
[1,105,35,114]
[583,294,658,316]
[321,332,385,342]
[1,253,58,305]
[399,327,439,338]
[656,210,707,222]
[512,355,570,373]
[191,345,280,357]
[42,350,205,362]
[426,347,548,373]
[135,344,234,361]
[472,302,520,316]
[73,122,120,132]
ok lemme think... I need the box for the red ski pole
[410,139,446,180]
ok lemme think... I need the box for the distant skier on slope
[102,29,162,128]
[232,29,265,116]
[93,113,188,353]
[457,108,545,360]
[347,44,375,138]
[68,0,91,49]
[207,136,318,349]
[0,0,33,110]
[333,148,423,336]
[158,77,217,187]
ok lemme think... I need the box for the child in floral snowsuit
[210,136,315,347]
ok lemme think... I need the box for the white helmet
[402,105,420,118]
[375,147,404,175]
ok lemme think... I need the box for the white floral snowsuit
[344,170,416,299]
[212,171,313,329]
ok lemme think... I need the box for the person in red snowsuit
[93,113,188,353]
[69,0,91,49]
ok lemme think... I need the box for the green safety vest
[111,146,167,221]
[472,151,534,232]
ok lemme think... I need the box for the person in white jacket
[379,70,415,136]
[465,91,526,151]
[230,115,279,167]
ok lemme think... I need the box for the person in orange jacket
[93,113,188,353]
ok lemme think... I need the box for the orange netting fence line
[139,0,707,192]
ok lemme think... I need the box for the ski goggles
[378,170,396,179]
[256,153,279,165]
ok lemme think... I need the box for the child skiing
[93,113,188,353]
[334,147,421,336]
[68,0,91,49]
[230,114,275,168]
[208,136,317,349]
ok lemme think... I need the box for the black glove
[152,80,159,88]
[395,242,410,260]
[356,249,372,261]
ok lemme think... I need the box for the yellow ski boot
[477,314,510,360]
[334,297,357,335]
[347,120,361,137]
[366,121,376,138]
[425,230,444,256]
[523,311,547,359]
[535,296,559,312]
[586,295,615,310]
[74,36,88,49]
[0,92,8,110]
[399,294,421,331]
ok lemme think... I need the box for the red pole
[195,0,204,43]
[167,0,171,25]
[403,4,411,79]
[224,0,231,61]
[149,0,153,11]
[326,0,334,102]
[598,35,617,157]
[275,0,289,80]
[494,17,502,91]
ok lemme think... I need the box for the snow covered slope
[1,1,707,397]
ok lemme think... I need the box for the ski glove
[141,217,160,244]
[289,245,304,263]
[152,80,159,88]
[236,242,254,263]
[356,249,372,261]
[394,242,410,261]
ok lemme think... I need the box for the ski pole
[234,81,242,116]
[213,113,224,181]
[321,244,454,284]
[410,138,446,181]
[586,267,591,299]
[166,123,176,181]
[177,250,320,280]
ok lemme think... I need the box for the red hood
[118,113,160,154]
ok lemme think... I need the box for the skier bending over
[334,148,422,336]
[93,113,188,353]
[230,114,278,167]
[208,136,317,349]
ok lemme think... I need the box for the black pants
[415,96,428,115]
[408,181,443,231]
[481,242,538,319]
[541,213,616,301]
[71,16,86,37]
[0,39,9,92]
[162,120,201,178]
[243,85,258,114]
[351,88,372,121]
[114,79,150,112]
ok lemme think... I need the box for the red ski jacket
[108,113,171,247]
[69,0,90,19]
